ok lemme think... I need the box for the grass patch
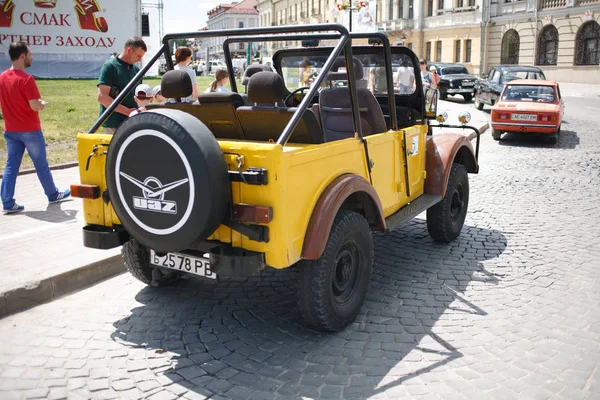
[0,76,220,169]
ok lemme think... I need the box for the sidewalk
[557,82,600,98]
[0,167,122,317]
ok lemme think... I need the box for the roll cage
[90,24,425,147]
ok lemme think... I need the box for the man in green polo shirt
[97,37,147,134]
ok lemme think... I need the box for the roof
[208,0,257,16]
[504,79,557,86]
[494,65,544,72]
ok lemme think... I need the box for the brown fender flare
[301,174,386,260]
[425,133,479,197]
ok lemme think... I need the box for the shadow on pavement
[23,201,78,223]
[440,96,473,105]
[111,220,507,399]
[498,129,580,150]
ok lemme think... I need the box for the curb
[0,255,124,318]
[469,122,489,141]
[0,161,79,179]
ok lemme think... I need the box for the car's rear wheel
[440,92,448,100]
[474,93,484,110]
[492,128,502,141]
[427,164,469,243]
[463,94,473,102]
[297,210,373,332]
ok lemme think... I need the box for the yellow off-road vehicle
[73,25,480,331]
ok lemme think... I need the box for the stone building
[207,0,259,59]
[485,0,600,83]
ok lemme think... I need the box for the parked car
[490,79,564,144]
[474,65,546,110]
[72,26,481,332]
[429,63,477,102]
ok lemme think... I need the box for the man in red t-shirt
[0,42,70,214]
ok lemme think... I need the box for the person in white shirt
[395,60,415,94]
[204,68,231,93]
[173,47,198,102]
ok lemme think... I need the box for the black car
[429,63,477,102]
[474,65,546,110]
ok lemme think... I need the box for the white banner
[0,0,137,54]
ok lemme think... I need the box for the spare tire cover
[106,108,230,253]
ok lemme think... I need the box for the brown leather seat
[319,59,388,142]
[319,88,388,142]
[147,70,246,140]
[236,71,323,144]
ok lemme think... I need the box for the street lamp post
[336,1,367,32]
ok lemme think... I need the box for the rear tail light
[493,112,508,120]
[540,115,557,122]
[70,184,100,199]
[234,204,273,224]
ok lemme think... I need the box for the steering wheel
[284,86,311,107]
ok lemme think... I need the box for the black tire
[440,92,448,100]
[122,239,153,285]
[463,94,473,102]
[492,128,502,141]
[474,93,484,110]
[105,109,231,253]
[298,210,373,332]
[427,164,469,243]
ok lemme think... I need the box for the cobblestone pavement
[0,97,599,399]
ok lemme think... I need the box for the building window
[427,0,433,17]
[457,0,464,7]
[408,0,413,19]
[389,0,394,19]
[398,0,404,19]
[426,41,432,62]
[468,0,474,6]
[438,0,444,10]
[464,39,471,62]
[454,40,461,62]
[575,21,600,66]
[501,29,520,64]
[239,21,244,28]
[537,25,558,66]
[239,43,244,50]
[436,40,442,62]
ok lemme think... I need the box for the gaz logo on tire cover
[114,129,195,235]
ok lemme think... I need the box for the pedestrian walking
[97,37,147,134]
[0,42,70,214]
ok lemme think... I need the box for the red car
[490,79,564,144]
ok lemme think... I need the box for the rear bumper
[491,122,557,134]
[447,88,474,94]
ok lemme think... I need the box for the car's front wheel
[427,164,469,243]
[297,210,373,332]
[474,93,484,110]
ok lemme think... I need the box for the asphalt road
[0,96,598,400]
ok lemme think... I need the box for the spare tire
[105,108,230,253]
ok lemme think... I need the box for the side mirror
[481,73,488,79]
[425,88,439,119]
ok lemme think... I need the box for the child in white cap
[129,83,154,116]
[153,85,166,103]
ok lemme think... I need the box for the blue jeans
[1,130,58,209]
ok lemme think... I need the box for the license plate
[462,81,474,86]
[150,250,216,279]
[511,114,537,121]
